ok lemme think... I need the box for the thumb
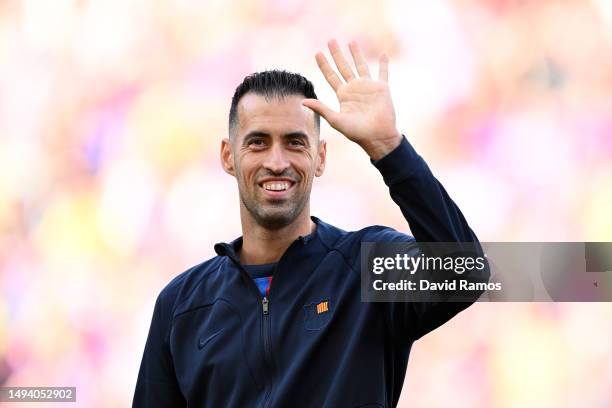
[302,99,338,126]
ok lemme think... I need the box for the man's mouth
[258,179,296,197]
[262,182,291,191]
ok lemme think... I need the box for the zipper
[261,296,271,407]
[223,236,305,408]
[241,273,274,407]
[225,255,274,407]
[258,238,304,406]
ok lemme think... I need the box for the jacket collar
[213,216,342,261]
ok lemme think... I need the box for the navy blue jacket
[133,136,486,407]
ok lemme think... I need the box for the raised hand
[302,39,402,160]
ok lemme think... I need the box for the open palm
[302,40,402,160]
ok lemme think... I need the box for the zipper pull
[262,297,269,315]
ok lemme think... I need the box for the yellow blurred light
[584,168,612,240]
[33,192,103,265]
[125,84,208,178]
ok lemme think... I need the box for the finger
[302,98,339,127]
[315,52,343,92]
[348,41,371,78]
[328,39,356,82]
[378,53,389,82]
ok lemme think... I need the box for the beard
[239,185,310,230]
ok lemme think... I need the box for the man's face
[221,93,326,230]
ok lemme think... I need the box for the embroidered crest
[304,298,332,331]
[316,301,329,314]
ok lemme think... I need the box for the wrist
[361,131,403,161]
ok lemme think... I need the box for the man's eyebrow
[243,131,270,139]
[283,131,309,139]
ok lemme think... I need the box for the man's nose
[263,143,290,174]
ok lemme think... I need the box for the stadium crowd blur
[1,0,611,406]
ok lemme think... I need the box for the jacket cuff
[371,135,424,186]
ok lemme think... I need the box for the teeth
[263,182,289,191]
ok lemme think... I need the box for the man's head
[221,70,327,230]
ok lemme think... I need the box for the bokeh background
[1,0,612,406]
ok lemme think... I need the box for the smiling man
[133,40,487,407]
[225,88,325,262]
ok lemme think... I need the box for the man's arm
[305,40,488,341]
[133,287,186,407]
[371,134,478,242]
[370,135,487,341]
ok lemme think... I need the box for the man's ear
[315,139,327,177]
[220,138,235,176]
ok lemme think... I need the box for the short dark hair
[229,70,320,138]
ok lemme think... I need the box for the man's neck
[239,210,315,265]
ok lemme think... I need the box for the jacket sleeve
[371,134,489,342]
[133,286,186,407]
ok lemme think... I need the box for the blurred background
[1,0,611,406]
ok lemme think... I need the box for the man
[133,40,487,407]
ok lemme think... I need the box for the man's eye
[248,139,265,147]
[289,140,305,147]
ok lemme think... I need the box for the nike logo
[197,329,225,350]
